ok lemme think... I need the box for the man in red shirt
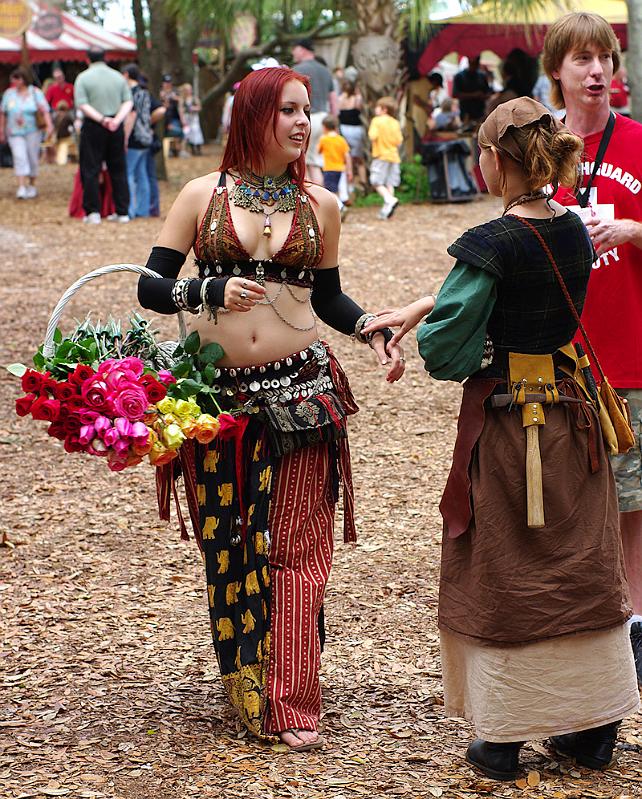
[45,67,74,111]
[544,12,642,675]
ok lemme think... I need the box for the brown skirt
[439,384,631,645]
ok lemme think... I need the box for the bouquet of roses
[9,317,225,473]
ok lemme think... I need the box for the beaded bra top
[194,172,323,287]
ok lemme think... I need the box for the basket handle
[43,263,187,358]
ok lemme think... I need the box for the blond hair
[543,12,621,109]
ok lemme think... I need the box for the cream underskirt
[441,624,640,742]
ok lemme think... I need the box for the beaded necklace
[502,190,548,216]
[230,170,299,238]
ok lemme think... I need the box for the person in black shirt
[453,55,492,124]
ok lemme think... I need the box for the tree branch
[201,17,339,108]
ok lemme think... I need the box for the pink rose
[113,387,149,421]
[157,370,177,385]
[112,438,130,456]
[130,421,149,443]
[94,415,111,436]
[114,417,134,438]
[79,424,96,445]
[103,427,120,447]
[81,379,112,413]
[98,357,144,379]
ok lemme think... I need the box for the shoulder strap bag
[511,214,635,455]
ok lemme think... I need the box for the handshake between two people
[364,295,436,384]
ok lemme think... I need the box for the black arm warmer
[310,267,393,345]
[137,246,228,315]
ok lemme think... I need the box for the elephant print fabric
[196,421,273,738]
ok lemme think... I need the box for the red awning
[0,1,136,64]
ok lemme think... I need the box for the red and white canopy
[0,1,136,64]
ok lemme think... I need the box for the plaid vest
[448,212,594,354]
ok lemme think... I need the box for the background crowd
[2,39,630,225]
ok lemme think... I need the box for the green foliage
[165,332,226,416]
[353,156,429,207]
[7,315,176,381]
[398,156,430,203]
[58,0,112,25]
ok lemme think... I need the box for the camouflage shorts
[610,389,642,513]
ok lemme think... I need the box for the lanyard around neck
[575,111,615,208]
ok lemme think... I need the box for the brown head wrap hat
[478,96,566,161]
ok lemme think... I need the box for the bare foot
[279,729,320,749]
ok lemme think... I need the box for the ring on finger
[240,290,248,299]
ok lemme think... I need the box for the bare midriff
[185,284,318,367]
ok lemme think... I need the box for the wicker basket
[42,264,187,367]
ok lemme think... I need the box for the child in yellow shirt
[368,96,403,219]
[317,116,352,217]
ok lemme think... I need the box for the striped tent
[0,1,136,64]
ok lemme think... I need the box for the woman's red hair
[219,67,311,192]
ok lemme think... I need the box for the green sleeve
[416,260,497,382]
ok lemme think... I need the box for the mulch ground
[1,148,641,799]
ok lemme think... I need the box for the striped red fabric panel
[264,443,335,733]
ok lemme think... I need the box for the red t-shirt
[45,82,74,110]
[555,114,642,388]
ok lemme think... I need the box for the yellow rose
[173,399,194,419]
[194,413,220,444]
[186,397,202,416]
[156,397,176,415]
[179,417,199,438]
[162,422,186,450]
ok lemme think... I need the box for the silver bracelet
[200,277,215,321]
[172,278,199,314]
[354,313,377,344]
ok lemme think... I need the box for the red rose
[30,397,61,422]
[36,377,58,397]
[21,370,46,394]
[63,414,82,435]
[47,422,67,440]
[53,381,77,401]
[64,434,84,453]
[15,394,36,417]
[65,395,85,412]
[81,379,113,413]
[143,377,167,403]
[69,364,95,386]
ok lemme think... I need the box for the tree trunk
[627,0,642,122]
[131,0,148,74]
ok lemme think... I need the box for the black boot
[465,739,523,781]
[549,721,621,769]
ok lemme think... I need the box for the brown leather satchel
[512,215,635,455]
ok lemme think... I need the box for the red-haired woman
[138,67,404,750]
